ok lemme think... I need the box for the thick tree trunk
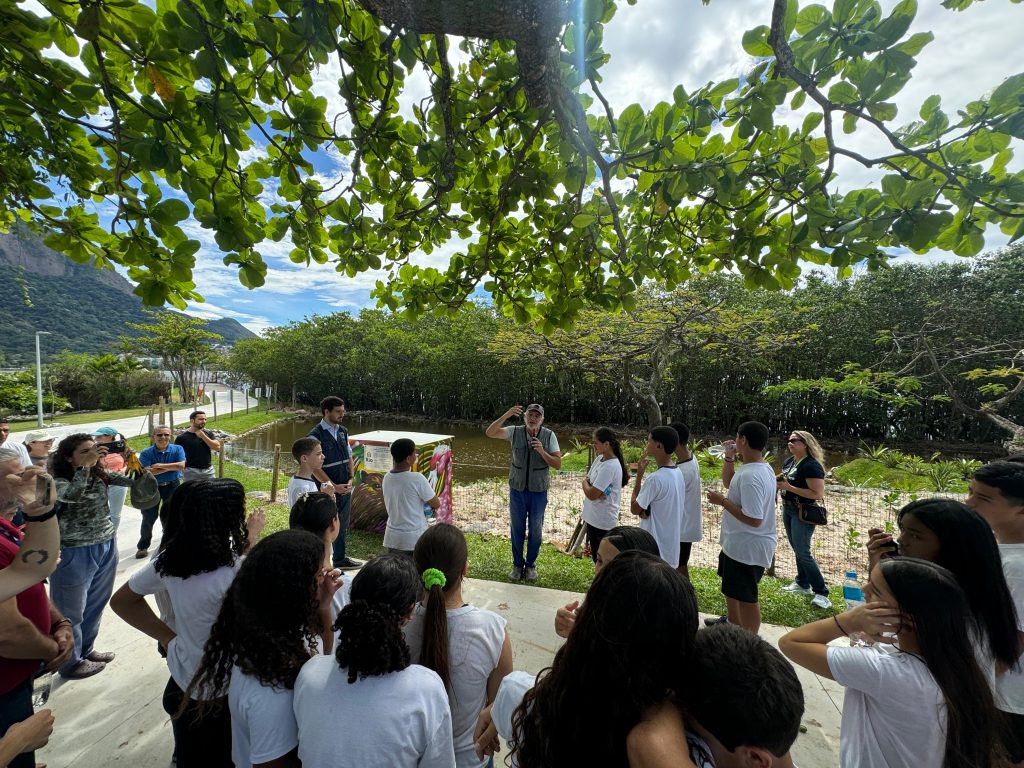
[356,0,569,106]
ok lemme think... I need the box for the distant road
[27,384,258,440]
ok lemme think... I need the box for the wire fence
[225,448,964,584]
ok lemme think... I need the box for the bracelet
[51,618,71,632]
[833,615,848,635]
[22,507,58,523]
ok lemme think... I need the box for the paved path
[36,510,842,767]
[15,385,258,442]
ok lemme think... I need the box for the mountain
[0,225,256,365]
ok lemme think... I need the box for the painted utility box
[348,430,454,533]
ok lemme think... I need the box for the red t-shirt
[0,517,50,694]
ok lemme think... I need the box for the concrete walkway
[13,385,258,442]
[37,506,842,767]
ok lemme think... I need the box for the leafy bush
[879,449,908,469]
[925,462,963,492]
[857,442,890,461]
[0,370,70,414]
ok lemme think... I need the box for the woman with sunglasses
[777,430,831,609]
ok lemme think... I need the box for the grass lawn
[8,405,157,431]
[125,410,291,452]
[258,499,835,628]
[831,458,969,493]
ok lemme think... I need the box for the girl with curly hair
[293,553,456,768]
[183,529,342,768]
[479,550,699,767]
[48,433,137,679]
[403,524,512,768]
[110,478,265,768]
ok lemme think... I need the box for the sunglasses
[787,438,804,444]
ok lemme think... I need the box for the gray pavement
[12,384,258,442]
[36,505,842,767]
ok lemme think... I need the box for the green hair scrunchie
[422,568,447,590]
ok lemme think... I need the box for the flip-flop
[61,660,106,679]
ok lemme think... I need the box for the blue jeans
[331,491,352,564]
[107,485,128,532]
[783,504,827,596]
[48,538,118,676]
[138,481,179,550]
[509,488,547,568]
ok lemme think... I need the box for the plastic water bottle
[842,571,870,646]
[706,444,728,458]
[603,482,614,497]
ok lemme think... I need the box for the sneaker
[508,566,523,581]
[61,659,106,680]
[86,650,115,663]
[703,615,728,627]
[782,582,812,595]
[135,548,149,559]
[523,567,538,582]
[811,594,833,610]
[334,557,362,570]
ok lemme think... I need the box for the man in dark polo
[175,410,221,482]
[308,396,359,569]
[485,403,561,582]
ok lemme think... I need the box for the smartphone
[869,527,899,558]
[35,474,52,506]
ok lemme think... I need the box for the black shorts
[1000,710,1024,763]
[717,551,765,604]
[678,542,693,568]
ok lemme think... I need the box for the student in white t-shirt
[110,478,265,768]
[966,461,1024,764]
[630,426,685,568]
[404,523,513,768]
[670,422,702,579]
[382,438,440,555]
[182,530,342,768]
[288,437,335,509]
[290,492,352,623]
[294,553,456,768]
[580,427,630,562]
[780,557,998,768]
[706,421,777,634]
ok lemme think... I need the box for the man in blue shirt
[136,425,186,559]
[308,396,359,569]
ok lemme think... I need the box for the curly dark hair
[335,553,421,684]
[510,551,698,768]
[50,433,108,483]
[181,529,325,714]
[155,478,248,579]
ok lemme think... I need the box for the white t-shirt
[229,667,298,767]
[676,456,703,543]
[998,543,1024,713]
[719,462,777,568]
[635,466,685,568]
[491,670,535,742]
[382,470,436,551]
[6,441,32,469]
[828,645,946,768]
[128,559,241,695]
[582,456,624,531]
[293,655,456,768]
[287,475,320,509]
[404,604,507,768]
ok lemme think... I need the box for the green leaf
[152,199,190,224]
[571,214,596,229]
[741,26,773,57]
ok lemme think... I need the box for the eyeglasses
[154,434,172,438]
[787,438,804,444]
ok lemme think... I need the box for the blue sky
[41,0,1023,334]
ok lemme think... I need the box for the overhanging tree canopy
[1,0,1022,326]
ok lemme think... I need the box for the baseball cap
[23,430,55,444]
[91,426,120,437]
[525,404,544,416]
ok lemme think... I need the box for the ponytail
[420,573,452,691]
[335,601,410,683]
[595,427,629,488]
[413,524,469,694]
[335,553,421,684]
